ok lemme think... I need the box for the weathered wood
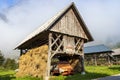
[94,54,97,66]
[107,53,111,65]
[50,35,61,47]
[20,49,23,56]
[50,40,64,59]
[63,35,75,54]
[81,46,85,74]
[46,33,52,79]
[77,40,84,53]
[75,38,84,54]
[75,38,81,47]
[51,33,63,52]
[16,3,93,79]
[85,52,113,66]
[50,9,88,40]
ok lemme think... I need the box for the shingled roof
[15,2,93,49]
[84,44,113,54]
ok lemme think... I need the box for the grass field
[0,68,42,80]
[52,65,120,80]
[0,65,120,80]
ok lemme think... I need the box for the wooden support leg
[20,49,23,56]
[94,54,97,66]
[80,55,85,75]
[107,53,111,65]
[45,33,52,80]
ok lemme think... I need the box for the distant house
[84,44,113,66]
[112,48,120,62]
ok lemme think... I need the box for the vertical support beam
[20,49,23,56]
[80,40,85,75]
[94,54,97,66]
[107,53,111,65]
[63,35,67,53]
[46,33,52,80]
[81,55,85,74]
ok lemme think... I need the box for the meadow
[0,65,120,80]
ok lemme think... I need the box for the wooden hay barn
[15,2,93,79]
[84,44,113,66]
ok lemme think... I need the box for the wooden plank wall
[63,35,75,54]
[50,9,88,40]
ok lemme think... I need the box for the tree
[113,42,120,49]
[3,58,18,70]
[0,50,5,66]
[116,42,120,48]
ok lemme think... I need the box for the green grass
[0,65,120,80]
[51,65,120,80]
[0,68,42,80]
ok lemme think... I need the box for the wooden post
[81,54,85,74]
[46,33,52,80]
[94,54,97,66]
[107,53,111,65]
[20,49,23,56]
[81,42,85,75]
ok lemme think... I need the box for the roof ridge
[15,2,74,49]
[15,2,93,49]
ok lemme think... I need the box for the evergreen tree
[0,50,5,66]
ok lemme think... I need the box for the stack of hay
[16,45,48,78]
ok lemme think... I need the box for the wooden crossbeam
[77,39,84,52]
[51,37,59,48]
[75,38,84,53]
[75,38,81,49]
[50,40,63,59]
[51,35,61,47]
[75,38,81,47]
[55,34,62,45]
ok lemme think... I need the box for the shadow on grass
[64,72,110,80]
[109,66,120,71]
[0,74,15,80]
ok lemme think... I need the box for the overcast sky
[0,0,120,58]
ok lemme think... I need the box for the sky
[0,0,120,58]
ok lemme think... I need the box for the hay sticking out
[16,45,48,78]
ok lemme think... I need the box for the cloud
[77,0,120,43]
[0,13,8,22]
[0,0,120,58]
[0,0,70,57]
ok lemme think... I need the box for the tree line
[0,50,18,70]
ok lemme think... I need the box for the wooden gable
[50,8,88,40]
[15,2,93,50]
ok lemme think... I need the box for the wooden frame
[85,52,112,66]
[46,32,85,77]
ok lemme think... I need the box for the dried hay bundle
[16,45,48,78]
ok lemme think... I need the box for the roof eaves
[15,2,74,49]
